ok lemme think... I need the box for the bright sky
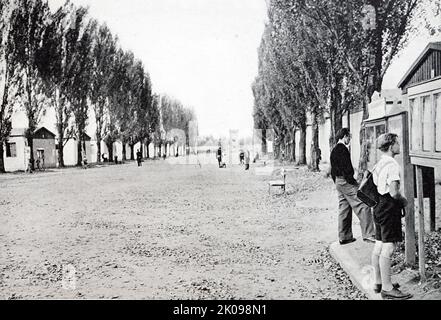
[383,35,441,89]
[46,0,268,139]
[43,0,439,139]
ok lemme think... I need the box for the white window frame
[409,88,441,157]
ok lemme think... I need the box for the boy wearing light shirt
[371,133,412,300]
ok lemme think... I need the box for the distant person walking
[330,128,375,245]
[136,149,142,166]
[244,150,250,170]
[217,146,222,168]
[82,154,88,169]
[370,133,412,300]
[26,158,33,173]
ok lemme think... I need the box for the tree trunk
[261,128,267,155]
[298,123,307,165]
[58,138,64,168]
[140,141,144,159]
[96,132,102,164]
[330,106,343,149]
[122,143,127,161]
[0,143,5,173]
[25,66,38,171]
[274,139,280,159]
[77,137,83,166]
[329,79,343,149]
[283,135,289,162]
[106,141,114,163]
[129,143,134,160]
[94,101,104,164]
[55,89,65,168]
[286,138,291,162]
[310,111,320,171]
[27,135,34,170]
[0,79,11,173]
[291,128,296,163]
[357,95,371,182]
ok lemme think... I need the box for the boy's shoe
[374,283,400,294]
[381,288,412,300]
[363,237,376,243]
[339,238,356,245]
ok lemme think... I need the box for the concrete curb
[329,241,382,300]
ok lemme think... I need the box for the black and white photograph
[1,0,441,306]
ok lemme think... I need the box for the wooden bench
[268,168,286,194]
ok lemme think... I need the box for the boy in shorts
[371,133,412,300]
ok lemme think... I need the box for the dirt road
[0,159,366,299]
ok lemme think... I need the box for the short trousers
[373,193,403,243]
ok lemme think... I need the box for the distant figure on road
[136,149,142,166]
[253,152,259,163]
[82,154,88,169]
[36,155,45,171]
[26,158,33,173]
[244,150,250,170]
[330,128,375,245]
[239,150,245,165]
[217,146,222,168]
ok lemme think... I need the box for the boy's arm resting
[389,180,408,207]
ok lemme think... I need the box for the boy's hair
[377,133,398,152]
[336,128,350,141]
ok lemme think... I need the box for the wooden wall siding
[403,50,441,92]
[33,138,57,167]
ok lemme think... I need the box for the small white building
[3,128,27,172]
[60,133,92,166]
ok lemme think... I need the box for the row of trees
[253,0,437,176]
[0,0,196,172]
[159,94,196,154]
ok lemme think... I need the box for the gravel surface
[0,159,366,300]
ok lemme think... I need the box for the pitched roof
[82,133,92,141]
[398,42,441,89]
[34,127,56,138]
[9,127,57,138]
